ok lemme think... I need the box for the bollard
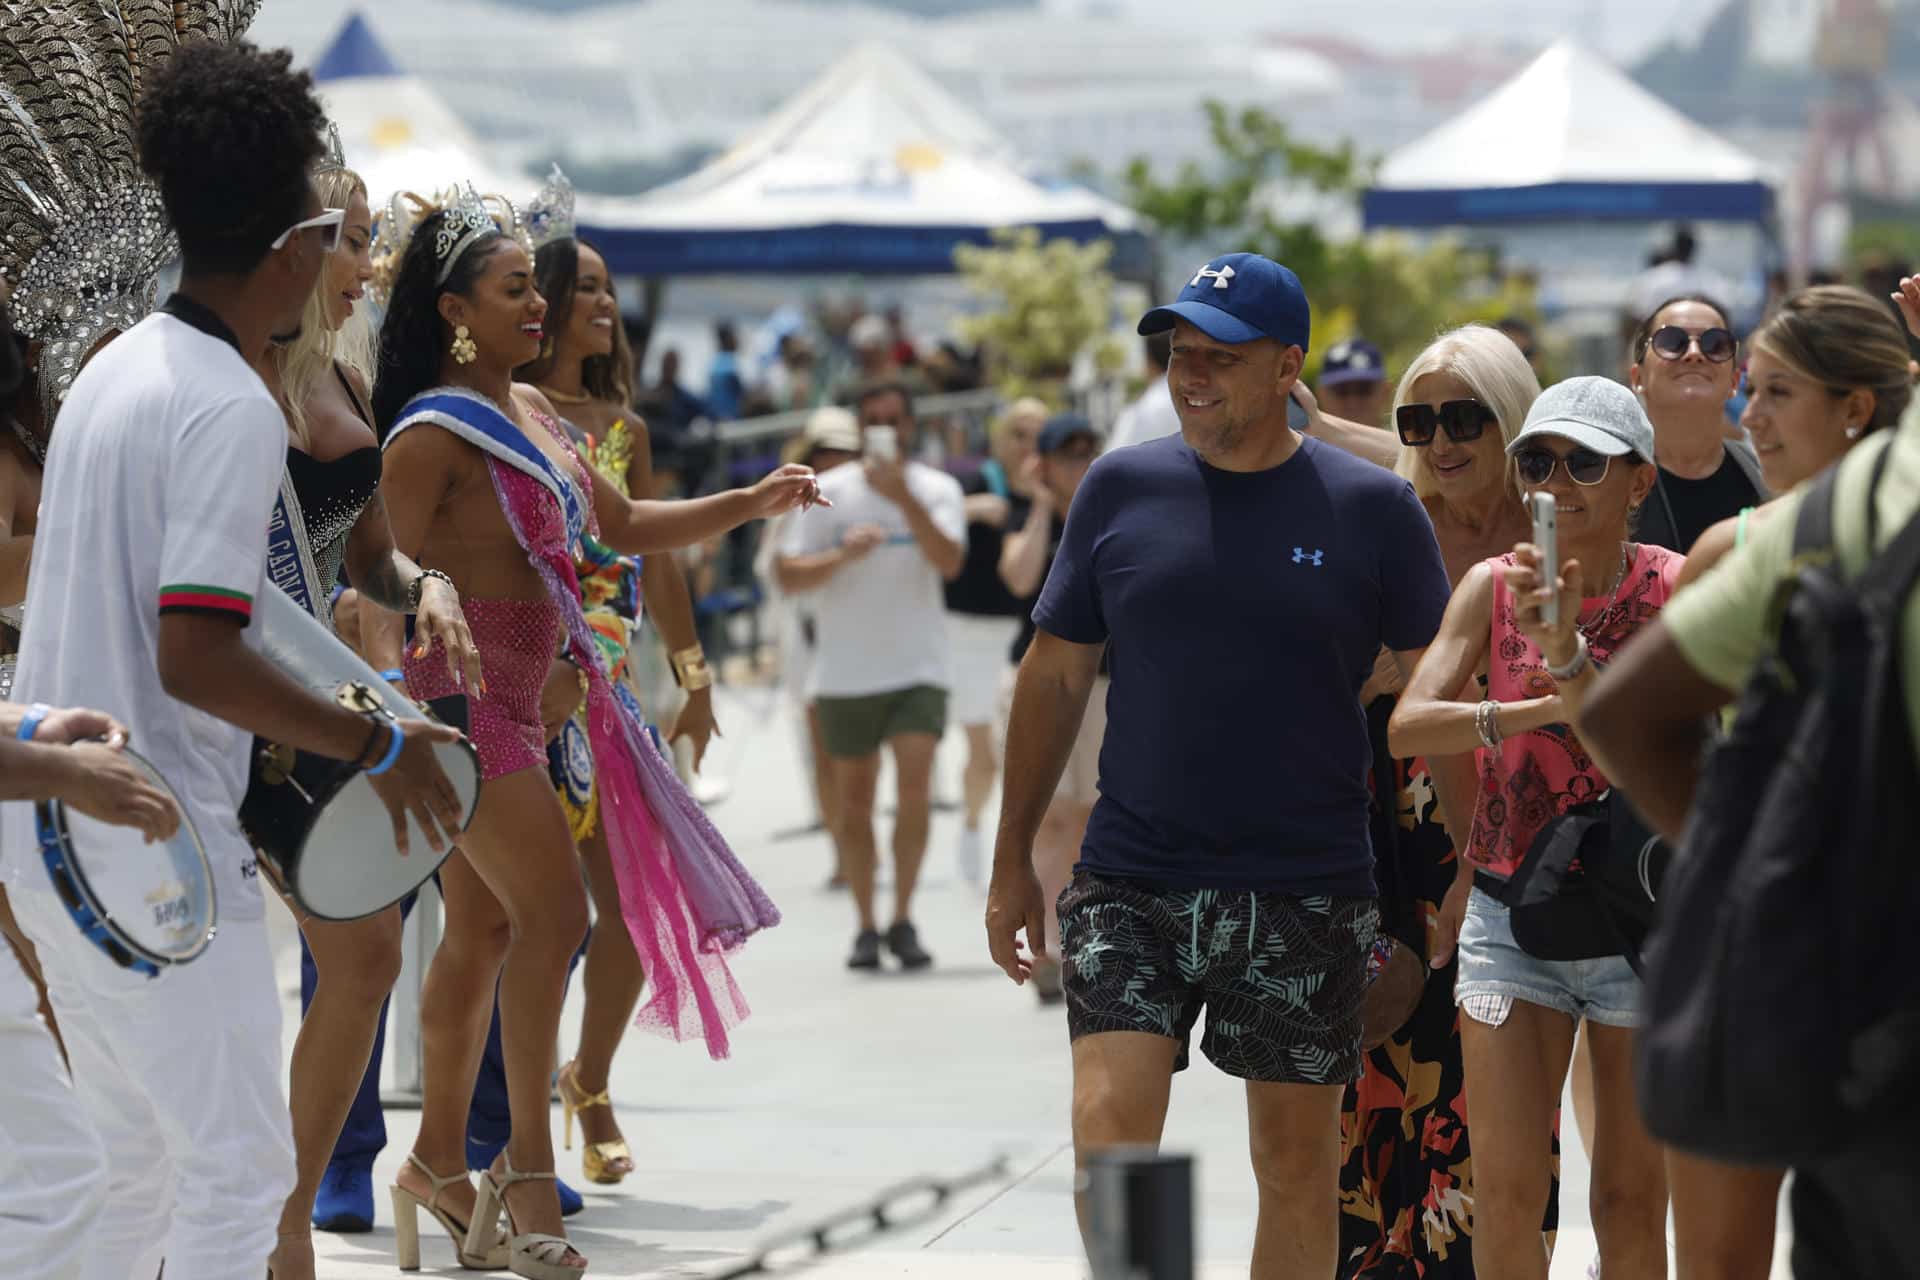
[1083,1148,1194,1280]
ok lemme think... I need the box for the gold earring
[540,335,554,360]
[451,324,478,366]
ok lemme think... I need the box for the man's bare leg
[1245,1080,1344,1279]
[1069,1032,1180,1250]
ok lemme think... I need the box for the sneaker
[848,928,883,970]
[1032,958,1066,1006]
[884,921,934,971]
[312,1162,374,1233]
[956,826,983,884]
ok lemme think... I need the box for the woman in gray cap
[1390,377,1680,1280]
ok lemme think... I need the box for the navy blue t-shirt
[1031,433,1450,896]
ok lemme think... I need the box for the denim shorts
[1453,888,1641,1028]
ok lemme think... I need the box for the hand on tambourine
[35,706,131,749]
[367,719,466,857]
[56,742,180,843]
[412,576,484,692]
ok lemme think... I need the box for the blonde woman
[1340,326,1540,1278]
[248,142,481,1280]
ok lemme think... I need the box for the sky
[1045,0,1722,64]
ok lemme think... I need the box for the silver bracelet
[1475,699,1504,751]
[1545,633,1592,682]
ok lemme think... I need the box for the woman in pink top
[1390,377,1681,1280]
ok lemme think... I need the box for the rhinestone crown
[526,164,577,251]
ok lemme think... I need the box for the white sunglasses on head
[270,207,345,253]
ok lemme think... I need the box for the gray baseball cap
[1506,376,1656,463]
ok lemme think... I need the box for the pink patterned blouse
[1468,542,1685,880]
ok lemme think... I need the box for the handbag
[1501,794,1670,968]
[1360,936,1427,1049]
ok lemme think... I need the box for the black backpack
[1637,444,1920,1166]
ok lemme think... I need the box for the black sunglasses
[1395,400,1496,447]
[1648,325,1736,364]
[1514,445,1613,487]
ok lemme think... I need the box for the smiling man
[985,253,1452,1276]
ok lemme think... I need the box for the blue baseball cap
[1319,338,1385,387]
[1036,412,1100,456]
[1137,253,1312,352]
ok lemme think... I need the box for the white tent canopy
[575,41,1145,277]
[1365,41,1773,227]
[312,14,525,209]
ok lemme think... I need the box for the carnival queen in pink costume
[364,188,818,1280]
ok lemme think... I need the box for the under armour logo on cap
[1139,253,1312,352]
[1292,547,1325,567]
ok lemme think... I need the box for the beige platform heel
[466,1154,588,1280]
[391,1154,510,1271]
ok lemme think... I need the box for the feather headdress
[0,0,263,421]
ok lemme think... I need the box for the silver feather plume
[0,0,262,419]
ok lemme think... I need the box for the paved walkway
[278,687,1791,1278]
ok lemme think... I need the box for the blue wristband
[16,702,49,742]
[365,721,404,777]
[378,669,405,683]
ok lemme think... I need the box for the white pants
[10,887,295,1280]
[0,928,106,1280]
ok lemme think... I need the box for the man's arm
[985,630,1102,982]
[868,461,965,580]
[998,489,1055,598]
[1580,620,1730,843]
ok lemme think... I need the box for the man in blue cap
[1316,337,1391,429]
[985,253,1454,1274]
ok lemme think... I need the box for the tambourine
[37,746,214,978]
[241,586,482,922]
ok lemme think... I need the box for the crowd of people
[1,8,1917,1280]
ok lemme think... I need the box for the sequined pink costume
[405,596,560,779]
[389,388,778,1058]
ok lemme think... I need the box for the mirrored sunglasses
[1514,445,1613,487]
[1649,324,1736,364]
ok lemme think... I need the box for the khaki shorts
[815,684,948,758]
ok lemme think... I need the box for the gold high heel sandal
[390,1154,510,1271]
[558,1061,633,1186]
[468,1155,588,1280]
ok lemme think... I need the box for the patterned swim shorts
[1058,871,1378,1084]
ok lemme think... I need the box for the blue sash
[264,469,323,617]
[387,387,585,548]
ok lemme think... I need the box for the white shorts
[10,880,295,1280]
[947,613,1020,727]
[0,927,106,1280]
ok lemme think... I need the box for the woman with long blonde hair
[248,138,482,1280]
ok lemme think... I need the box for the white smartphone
[863,425,898,463]
[1528,490,1559,627]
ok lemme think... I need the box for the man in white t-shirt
[780,382,965,969]
[1107,330,1181,451]
[1,44,461,1280]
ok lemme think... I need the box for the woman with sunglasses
[1338,325,1540,1279]
[1628,296,1767,553]
[1390,377,1679,1280]
[247,145,486,1280]
[1643,285,1916,1280]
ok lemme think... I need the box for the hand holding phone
[864,426,898,463]
[1528,491,1559,627]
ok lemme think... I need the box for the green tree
[953,226,1127,402]
[1123,102,1537,383]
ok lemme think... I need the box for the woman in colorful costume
[511,165,723,1186]
[366,186,813,1279]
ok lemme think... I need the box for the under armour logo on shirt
[1292,547,1325,567]
[1190,264,1236,290]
